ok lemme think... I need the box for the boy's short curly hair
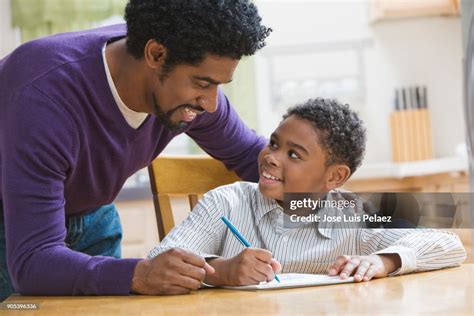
[283,98,366,175]
[124,0,271,72]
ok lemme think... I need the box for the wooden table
[3,264,473,315]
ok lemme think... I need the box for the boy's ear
[325,165,351,191]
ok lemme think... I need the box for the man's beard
[151,93,190,132]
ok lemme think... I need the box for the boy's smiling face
[258,115,349,203]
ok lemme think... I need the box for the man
[0,0,271,299]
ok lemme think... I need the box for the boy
[148,98,466,286]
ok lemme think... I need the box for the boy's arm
[147,190,226,260]
[205,249,281,286]
[328,229,466,282]
[360,229,467,275]
[147,185,281,286]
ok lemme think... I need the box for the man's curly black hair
[124,0,272,72]
[283,98,366,176]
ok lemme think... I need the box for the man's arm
[131,248,214,295]
[2,90,140,295]
[186,88,267,182]
[3,88,214,296]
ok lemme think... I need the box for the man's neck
[105,39,149,113]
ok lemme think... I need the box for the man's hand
[131,248,215,295]
[327,254,401,282]
[206,248,281,286]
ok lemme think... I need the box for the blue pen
[221,215,281,283]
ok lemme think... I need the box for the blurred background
[1,0,471,258]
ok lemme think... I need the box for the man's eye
[198,82,211,88]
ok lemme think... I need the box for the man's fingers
[172,274,203,291]
[157,285,193,296]
[150,267,202,292]
[173,248,207,268]
[328,255,351,275]
[138,249,216,295]
[169,248,216,277]
[177,263,207,282]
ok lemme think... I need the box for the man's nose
[197,88,218,113]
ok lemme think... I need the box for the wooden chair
[148,155,240,241]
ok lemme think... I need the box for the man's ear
[143,39,167,70]
[324,165,351,191]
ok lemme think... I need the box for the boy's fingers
[328,255,351,275]
[354,261,371,282]
[251,248,273,263]
[247,274,264,285]
[363,265,379,281]
[254,263,275,282]
[203,262,215,274]
[340,257,361,279]
[270,258,282,273]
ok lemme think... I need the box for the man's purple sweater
[0,24,266,295]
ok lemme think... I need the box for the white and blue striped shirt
[148,182,466,275]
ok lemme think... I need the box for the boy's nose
[265,153,281,167]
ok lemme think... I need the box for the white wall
[0,0,19,58]
[255,0,464,163]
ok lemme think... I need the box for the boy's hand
[327,254,401,282]
[207,248,281,286]
[131,248,215,295]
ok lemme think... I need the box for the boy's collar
[254,188,282,223]
[253,186,335,239]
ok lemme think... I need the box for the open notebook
[220,273,354,291]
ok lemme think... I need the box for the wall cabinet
[370,0,460,22]
[344,170,468,192]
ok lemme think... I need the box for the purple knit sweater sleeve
[186,89,267,181]
[2,88,140,295]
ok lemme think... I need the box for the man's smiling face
[149,54,238,131]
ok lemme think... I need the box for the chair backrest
[148,155,240,240]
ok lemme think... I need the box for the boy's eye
[269,139,277,149]
[288,151,300,159]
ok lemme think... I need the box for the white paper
[221,273,354,290]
